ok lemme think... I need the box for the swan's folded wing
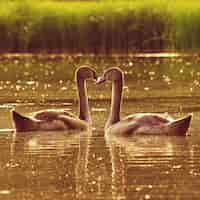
[122,113,172,125]
[34,110,76,120]
[57,115,88,131]
[106,120,139,136]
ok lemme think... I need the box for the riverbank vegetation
[0,0,200,54]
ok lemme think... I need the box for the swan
[12,66,97,132]
[96,67,192,136]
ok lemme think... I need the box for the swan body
[106,112,192,136]
[12,109,87,132]
[96,67,192,136]
[12,66,97,132]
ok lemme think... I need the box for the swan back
[107,113,192,136]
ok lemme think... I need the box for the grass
[0,0,200,53]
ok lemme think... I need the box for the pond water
[0,54,200,199]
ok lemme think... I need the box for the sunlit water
[0,54,200,199]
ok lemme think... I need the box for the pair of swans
[12,66,192,136]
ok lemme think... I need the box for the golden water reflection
[106,134,200,199]
[0,127,199,199]
[0,82,200,199]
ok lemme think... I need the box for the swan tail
[12,110,38,132]
[167,114,192,136]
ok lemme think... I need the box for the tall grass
[0,0,200,53]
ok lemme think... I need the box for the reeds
[0,0,200,53]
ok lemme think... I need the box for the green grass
[0,0,200,53]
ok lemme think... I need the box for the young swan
[12,66,97,132]
[96,67,192,136]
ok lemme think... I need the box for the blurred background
[0,0,200,54]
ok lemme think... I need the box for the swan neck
[106,78,123,128]
[77,78,90,122]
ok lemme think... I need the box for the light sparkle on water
[0,190,11,195]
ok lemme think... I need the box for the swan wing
[56,115,88,130]
[33,109,76,120]
[106,120,139,136]
[33,113,87,131]
[123,113,173,125]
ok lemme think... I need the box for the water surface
[0,54,200,199]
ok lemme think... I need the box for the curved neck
[106,77,123,129]
[77,78,91,122]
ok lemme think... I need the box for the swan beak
[95,76,106,84]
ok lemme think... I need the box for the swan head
[76,66,97,81]
[96,67,123,84]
